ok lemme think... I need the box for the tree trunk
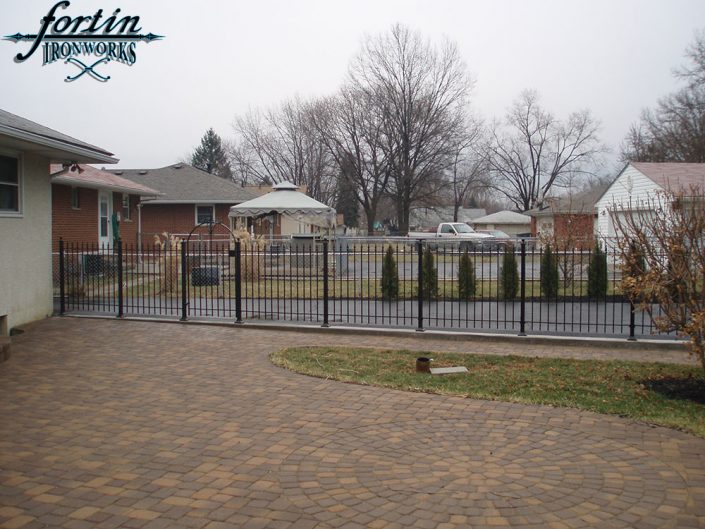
[365,208,376,235]
[397,196,411,235]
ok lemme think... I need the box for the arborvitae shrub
[381,245,399,300]
[587,241,608,298]
[500,248,518,300]
[421,247,438,300]
[541,244,559,299]
[458,251,476,300]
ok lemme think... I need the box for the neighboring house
[409,207,486,230]
[595,162,705,239]
[105,163,258,245]
[526,184,607,246]
[0,108,116,335]
[470,211,531,237]
[51,164,159,250]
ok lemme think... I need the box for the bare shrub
[613,189,705,374]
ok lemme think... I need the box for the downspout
[137,202,143,263]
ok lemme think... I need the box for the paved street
[0,317,703,529]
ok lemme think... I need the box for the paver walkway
[0,317,703,529]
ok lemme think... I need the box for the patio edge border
[58,314,688,353]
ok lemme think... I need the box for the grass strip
[271,346,705,437]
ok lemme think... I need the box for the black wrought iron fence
[54,237,672,340]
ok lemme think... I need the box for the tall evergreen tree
[381,246,399,300]
[541,244,559,299]
[457,251,476,300]
[421,248,438,300]
[191,128,233,180]
[587,241,608,298]
[500,248,518,300]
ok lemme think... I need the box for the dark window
[196,205,215,224]
[71,187,80,209]
[0,155,19,213]
[122,194,130,220]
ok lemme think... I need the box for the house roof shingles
[0,109,116,163]
[472,211,531,225]
[50,164,160,196]
[107,164,258,204]
[526,184,609,217]
[631,162,705,192]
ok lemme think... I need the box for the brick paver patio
[1,317,704,529]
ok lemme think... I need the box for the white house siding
[595,165,663,238]
[0,153,53,334]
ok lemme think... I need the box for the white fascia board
[0,124,118,164]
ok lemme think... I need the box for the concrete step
[0,336,10,363]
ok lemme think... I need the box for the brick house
[0,108,116,335]
[51,164,159,250]
[105,163,258,246]
[525,184,607,249]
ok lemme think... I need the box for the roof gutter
[140,199,247,204]
[52,177,160,197]
[0,124,118,164]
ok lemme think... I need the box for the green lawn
[271,347,705,437]
[62,274,623,300]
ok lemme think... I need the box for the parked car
[474,229,513,250]
[408,222,493,251]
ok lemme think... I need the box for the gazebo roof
[228,181,336,227]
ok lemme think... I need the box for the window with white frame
[0,155,20,214]
[195,204,215,224]
[122,194,131,220]
[71,187,80,209]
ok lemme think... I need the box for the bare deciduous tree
[622,31,705,163]
[310,87,392,235]
[348,24,473,233]
[613,189,705,375]
[447,116,488,222]
[231,97,337,203]
[488,90,604,211]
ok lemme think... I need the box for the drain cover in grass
[429,366,468,375]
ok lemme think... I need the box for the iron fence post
[322,239,329,327]
[117,238,124,318]
[417,240,424,331]
[628,300,636,341]
[519,239,526,336]
[180,242,188,321]
[59,238,66,316]
[235,239,243,324]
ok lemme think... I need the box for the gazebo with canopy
[228,181,337,238]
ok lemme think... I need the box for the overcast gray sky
[1,0,704,174]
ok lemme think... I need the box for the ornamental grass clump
[233,228,266,281]
[154,232,182,293]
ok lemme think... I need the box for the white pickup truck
[408,222,494,250]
